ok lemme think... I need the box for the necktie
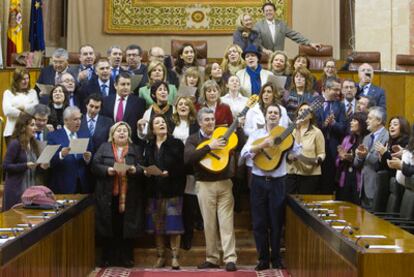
[35,131,42,141]
[87,67,93,80]
[101,84,108,96]
[324,101,332,117]
[363,85,369,96]
[69,132,76,140]
[55,72,62,85]
[116,97,124,122]
[368,134,375,150]
[88,118,95,136]
[69,94,75,106]
[112,68,118,80]
[347,103,353,118]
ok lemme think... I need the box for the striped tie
[347,103,353,118]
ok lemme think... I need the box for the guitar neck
[275,124,295,142]
[222,106,249,139]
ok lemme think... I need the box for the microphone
[341,224,359,235]
[355,236,370,249]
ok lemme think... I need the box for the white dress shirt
[344,98,356,113]
[244,103,290,137]
[266,19,276,42]
[240,127,301,177]
[220,93,248,119]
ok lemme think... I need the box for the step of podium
[135,228,255,248]
[134,246,259,267]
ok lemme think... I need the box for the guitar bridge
[260,149,272,160]
[207,152,221,160]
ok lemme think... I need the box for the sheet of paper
[36,83,54,95]
[355,235,387,239]
[131,74,143,91]
[144,165,163,176]
[114,162,130,174]
[369,245,401,250]
[68,138,89,154]
[177,85,197,98]
[36,145,60,164]
[267,75,287,90]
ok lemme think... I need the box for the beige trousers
[196,179,237,264]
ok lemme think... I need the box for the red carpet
[96,268,289,277]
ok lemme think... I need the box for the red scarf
[112,143,129,213]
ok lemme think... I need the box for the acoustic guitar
[253,97,324,171]
[196,95,259,173]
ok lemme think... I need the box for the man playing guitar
[240,103,301,271]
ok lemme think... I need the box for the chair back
[348,51,381,71]
[399,186,414,219]
[298,44,333,70]
[385,177,405,213]
[371,170,391,212]
[396,54,414,71]
[170,39,208,66]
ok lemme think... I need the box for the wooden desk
[286,195,414,277]
[0,194,95,277]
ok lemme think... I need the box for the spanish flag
[6,0,23,66]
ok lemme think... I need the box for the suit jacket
[354,127,389,199]
[47,128,93,194]
[36,65,78,86]
[101,94,146,144]
[254,19,310,51]
[79,76,116,99]
[80,115,113,153]
[315,101,347,158]
[356,84,386,111]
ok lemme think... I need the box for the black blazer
[80,115,114,153]
[36,65,78,86]
[79,76,116,99]
[144,137,186,198]
[101,94,146,144]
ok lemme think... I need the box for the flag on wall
[29,0,45,51]
[6,0,23,66]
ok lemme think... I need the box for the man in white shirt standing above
[254,2,321,56]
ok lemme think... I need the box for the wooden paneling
[286,196,414,277]
[0,195,94,277]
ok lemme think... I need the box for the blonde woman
[92,121,144,267]
[2,68,39,143]
[221,44,245,81]
[233,13,261,51]
[139,60,177,108]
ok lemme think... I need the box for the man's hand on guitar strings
[208,137,226,150]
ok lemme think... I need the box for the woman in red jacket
[197,80,233,127]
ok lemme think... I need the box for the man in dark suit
[316,77,347,194]
[37,48,77,86]
[74,44,96,84]
[47,106,93,194]
[79,58,116,99]
[124,44,148,92]
[254,2,320,56]
[356,63,386,111]
[80,93,113,153]
[30,104,53,142]
[101,72,146,144]
[108,46,125,81]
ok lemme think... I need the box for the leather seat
[348,51,381,71]
[170,39,208,66]
[396,54,414,71]
[298,44,333,70]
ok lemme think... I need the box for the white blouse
[2,89,39,137]
[221,93,248,119]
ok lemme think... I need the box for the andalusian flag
[6,0,23,66]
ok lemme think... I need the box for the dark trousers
[286,174,320,194]
[250,174,286,266]
[181,193,202,247]
[101,196,133,266]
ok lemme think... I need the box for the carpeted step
[135,228,255,248]
[134,246,259,267]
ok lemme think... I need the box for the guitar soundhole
[274,137,282,145]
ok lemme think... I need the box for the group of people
[2,1,414,273]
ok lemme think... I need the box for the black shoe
[197,261,220,269]
[225,262,237,272]
[194,221,204,231]
[272,261,286,269]
[122,259,134,268]
[180,237,192,250]
[255,262,270,271]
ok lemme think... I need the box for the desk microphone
[355,236,370,249]
[341,224,359,235]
